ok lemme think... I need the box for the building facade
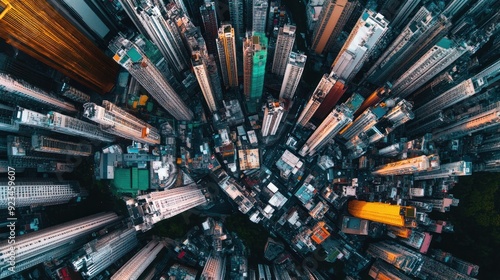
[299,105,353,156]
[14,107,115,143]
[296,73,337,127]
[331,10,389,81]
[279,52,307,100]
[243,33,268,113]
[0,0,119,93]
[272,25,297,76]
[111,240,164,280]
[72,227,138,279]
[109,34,193,120]
[83,100,161,145]
[126,186,207,232]
[252,0,269,34]
[0,74,76,113]
[200,1,219,56]
[262,98,284,137]
[0,180,86,209]
[217,24,239,88]
[0,212,119,279]
[311,0,359,54]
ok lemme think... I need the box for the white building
[0,73,76,113]
[14,107,115,142]
[279,52,307,100]
[126,186,207,232]
[252,0,269,34]
[0,213,120,279]
[299,105,353,156]
[83,100,160,145]
[111,240,164,280]
[276,150,303,179]
[217,24,239,88]
[0,180,86,209]
[391,37,468,98]
[262,98,284,137]
[72,227,138,279]
[118,0,189,72]
[297,72,337,127]
[110,34,193,120]
[331,10,389,81]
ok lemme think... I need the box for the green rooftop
[112,167,149,195]
[436,37,453,49]
[127,47,143,63]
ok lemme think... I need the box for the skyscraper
[71,227,138,279]
[201,252,227,280]
[279,52,307,100]
[0,180,87,209]
[365,3,446,84]
[339,105,387,141]
[109,34,193,120]
[372,155,435,176]
[272,24,297,76]
[296,73,337,127]
[217,24,239,88]
[312,79,348,121]
[184,26,219,112]
[390,37,468,98]
[388,0,422,30]
[0,1,119,93]
[331,10,389,82]
[364,99,414,144]
[111,240,165,280]
[118,1,189,72]
[243,33,268,113]
[413,79,476,118]
[366,241,423,276]
[83,100,161,145]
[0,74,77,113]
[432,102,500,142]
[200,1,220,56]
[413,161,472,181]
[14,107,115,143]
[229,0,245,43]
[252,0,269,34]
[193,53,218,112]
[310,0,359,54]
[126,186,207,232]
[413,58,500,118]
[299,104,353,156]
[0,212,120,279]
[31,135,93,157]
[262,98,285,137]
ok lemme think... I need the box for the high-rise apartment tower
[272,24,297,76]
[0,1,119,93]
